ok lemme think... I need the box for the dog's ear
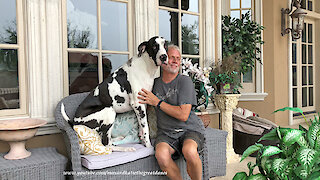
[138,41,148,57]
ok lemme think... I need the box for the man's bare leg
[182,139,202,180]
[155,142,182,180]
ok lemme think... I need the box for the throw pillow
[73,125,112,155]
[111,111,140,145]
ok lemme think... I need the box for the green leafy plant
[209,53,242,94]
[222,12,264,76]
[233,107,320,180]
[181,58,214,111]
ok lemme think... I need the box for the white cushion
[81,143,154,169]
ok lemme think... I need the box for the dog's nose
[160,54,167,62]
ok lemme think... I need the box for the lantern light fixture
[281,0,307,40]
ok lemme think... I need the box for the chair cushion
[81,143,154,169]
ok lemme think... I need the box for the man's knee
[155,143,173,168]
[182,140,199,162]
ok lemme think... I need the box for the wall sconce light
[281,0,307,39]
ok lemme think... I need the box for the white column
[25,0,63,134]
[215,94,241,163]
[134,0,158,53]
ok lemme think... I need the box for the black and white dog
[61,36,168,151]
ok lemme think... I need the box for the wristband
[157,100,163,109]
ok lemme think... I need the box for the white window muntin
[158,0,202,66]
[62,0,132,96]
[0,0,27,117]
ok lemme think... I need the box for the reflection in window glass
[181,14,199,55]
[68,52,99,94]
[101,1,127,51]
[102,54,128,78]
[308,24,312,43]
[241,10,251,19]
[302,44,306,64]
[302,23,306,42]
[292,66,297,86]
[243,70,253,83]
[230,10,240,19]
[308,45,313,64]
[182,0,198,13]
[302,66,307,85]
[0,0,17,44]
[292,43,297,64]
[159,0,178,9]
[293,88,297,107]
[159,10,179,46]
[301,0,306,9]
[242,0,251,8]
[309,87,313,106]
[0,49,20,110]
[230,0,240,9]
[67,0,98,49]
[302,87,307,107]
[308,66,313,85]
[308,0,312,11]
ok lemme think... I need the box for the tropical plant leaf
[258,127,291,142]
[261,146,282,157]
[314,131,320,151]
[294,166,309,179]
[283,129,304,146]
[298,135,310,148]
[297,148,318,171]
[273,107,304,115]
[307,171,320,180]
[258,128,278,142]
[241,144,263,162]
[233,172,248,180]
[307,122,320,149]
[299,125,308,133]
[247,174,267,180]
[271,158,290,177]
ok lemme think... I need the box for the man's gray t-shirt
[152,74,205,139]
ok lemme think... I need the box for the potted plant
[233,107,320,180]
[222,12,264,78]
[209,53,242,94]
[181,58,214,127]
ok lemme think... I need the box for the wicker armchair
[55,92,227,180]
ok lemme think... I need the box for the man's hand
[138,88,160,106]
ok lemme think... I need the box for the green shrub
[233,107,320,180]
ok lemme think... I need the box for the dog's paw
[124,147,136,152]
[145,142,153,148]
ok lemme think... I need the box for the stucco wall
[238,0,289,126]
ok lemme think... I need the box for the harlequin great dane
[61,36,168,151]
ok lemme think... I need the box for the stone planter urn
[215,94,241,163]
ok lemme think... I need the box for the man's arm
[138,88,191,122]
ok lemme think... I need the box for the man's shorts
[154,131,204,160]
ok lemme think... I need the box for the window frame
[289,1,320,125]
[0,0,27,117]
[62,0,133,96]
[157,0,203,66]
[222,0,266,101]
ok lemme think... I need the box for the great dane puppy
[61,36,168,151]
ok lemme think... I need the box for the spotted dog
[61,36,168,151]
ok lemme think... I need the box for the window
[289,0,320,124]
[158,0,201,65]
[64,0,132,95]
[0,0,26,116]
[221,0,265,99]
[229,0,255,93]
